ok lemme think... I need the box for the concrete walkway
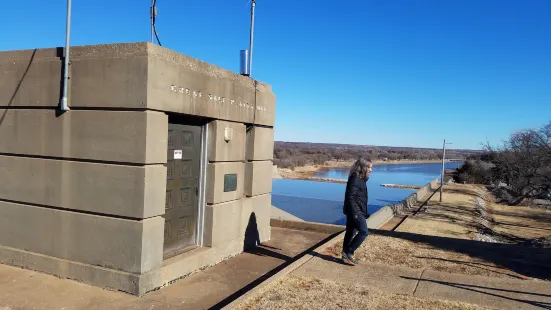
[2,221,549,310]
[0,227,332,310]
[294,254,551,310]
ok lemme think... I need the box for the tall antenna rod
[248,0,256,76]
[150,0,154,42]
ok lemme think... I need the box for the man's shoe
[342,251,358,265]
[342,251,354,265]
[345,252,359,264]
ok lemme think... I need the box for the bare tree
[483,121,551,202]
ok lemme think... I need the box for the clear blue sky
[3,0,550,150]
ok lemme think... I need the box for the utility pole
[248,0,256,76]
[440,140,452,202]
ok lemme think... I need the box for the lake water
[272,161,463,225]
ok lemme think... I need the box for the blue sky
[3,0,550,150]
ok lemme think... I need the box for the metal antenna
[248,0,256,76]
[150,0,155,42]
[150,0,161,45]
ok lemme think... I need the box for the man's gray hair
[349,158,373,180]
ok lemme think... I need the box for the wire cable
[151,0,162,46]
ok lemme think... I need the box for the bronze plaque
[224,174,238,192]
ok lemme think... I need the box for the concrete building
[0,42,275,295]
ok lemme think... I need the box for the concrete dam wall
[367,178,440,229]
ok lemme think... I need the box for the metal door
[163,123,202,259]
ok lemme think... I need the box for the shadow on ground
[207,214,343,310]
[400,276,551,309]
[244,212,293,261]
[372,229,551,281]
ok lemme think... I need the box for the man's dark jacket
[343,174,369,218]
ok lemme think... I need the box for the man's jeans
[342,213,369,255]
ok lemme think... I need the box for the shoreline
[277,159,458,181]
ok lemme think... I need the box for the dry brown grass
[328,183,550,279]
[326,234,529,279]
[489,203,551,241]
[394,183,551,244]
[235,274,490,310]
[396,188,481,239]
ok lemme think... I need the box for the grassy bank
[235,183,551,310]
[326,183,551,280]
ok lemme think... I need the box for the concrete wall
[146,45,275,126]
[0,110,167,163]
[246,126,274,161]
[367,205,396,229]
[367,178,439,229]
[244,126,273,243]
[207,120,246,162]
[204,119,247,250]
[203,194,271,248]
[245,160,273,197]
[0,43,275,124]
[0,42,276,295]
[249,193,272,243]
[416,178,440,199]
[0,201,163,273]
[206,161,245,204]
[0,107,168,295]
[0,155,166,218]
[203,121,273,253]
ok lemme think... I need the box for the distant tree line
[273,142,478,170]
[454,121,551,204]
